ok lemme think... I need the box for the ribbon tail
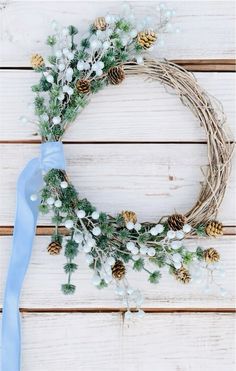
[1,158,43,371]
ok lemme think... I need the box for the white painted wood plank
[0,143,235,225]
[0,71,235,141]
[0,1,235,66]
[0,236,235,309]
[0,313,235,371]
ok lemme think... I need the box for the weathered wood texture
[0,1,235,66]
[0,143,235,225]
[0,236,235,309]
[0,313,235,371]
[0,71,235,142]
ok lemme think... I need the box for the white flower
[150,227,158,236]
[183,224,191,233]
[131,246,139,255]
[167,230,176,239]
[91,211,99,220]
[92,226,101,236]
[65,219,74,229]
[76,209,86,218]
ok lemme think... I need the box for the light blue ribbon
[1,141,65,371]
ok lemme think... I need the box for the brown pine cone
[137,31,157,49]
[167,214,187,231]
[112,260,126,280]
[107,66,125,85]
[122,211,137,224]
[94,17,107,31]
[175,266,191,284]
[205,221,223,237]
[47,241,62,255]
[203,248,220,263]
[76,79,91,94]
[31,54,44,69]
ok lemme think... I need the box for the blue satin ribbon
[1,141,65,371]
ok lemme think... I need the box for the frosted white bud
[87,238,96,248]
[126,242,135,251]
[171,240,181,250]
[77,61,84,71]
[134,223,141,232]
[67,87,74,96]
[67,52,74,60]
[30,193,38,201]
[54,200,62,208]
[131,246,139,255]
[58,63,65,71]
[140,246,148,255]
[183,224,191,233]
[150,227,158,236]
[172,253,182,263]
[40,113,49,122]
[46,75,54,83]
[147,247,156,257]
[132,254,140,261]
[91,211,99,220]
[176,230,185,239]
[92,226,101,236]
[126,221,134,230]
[167,230,176,239]
[58,93,65,101]
[130,29,138,38]
[174,261,182,269]
[76,209,86,219]
[66,67,73,76]
[156,224,164,233]
[96,69,103,77]
[107,257,116,266]
[85,254,94,264]
[52,116,61,125]
[64,219,74,229]
[60,181,68,189]
[59,211,67,217]
[46,197,55,205]
[83,62,90,70]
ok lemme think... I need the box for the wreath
[2,6,233,370]
[27,6,233,316]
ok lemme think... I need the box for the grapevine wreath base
[27,7,233,317]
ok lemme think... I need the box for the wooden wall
[0,1,235,370]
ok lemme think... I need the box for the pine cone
[122,210,137,224]
[107,66,125,85]
[205,221,223,237]
[76,79,91,94]
[167,214,187,231]
[112,260,126,280]
[94,17,107,31]
[137,31,157,49]
[47,241,62,255]
[203,248,220,263]
[175,266,191,284]
[31,54,44,69]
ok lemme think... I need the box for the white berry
[60,181,68,189]
[171,240,181,250]
[46,197,55,205]
[140,246,148,255]
[74,233,83,243]
[131,246,139,255]
[107,257,115,266]
[156,224,164,233]
[167,230,176,239]
[92,227,101,236]
[176,230,185,239]
[147,247,156,257]
[126,222,134,230]
[126,242,135,251]
[134,223,142,232]
[46,75,54,83]
[76,210,86,219]
[54,200,62,208]
[150,227,158,236]
[183,224,191,233]
[91,211,99,220]
[30,193,38,201]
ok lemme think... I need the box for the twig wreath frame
[18,5,234,315]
